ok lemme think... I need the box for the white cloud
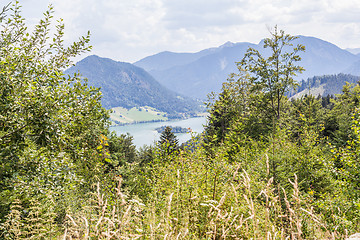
[162,0,245,29]
[5,0,360,62]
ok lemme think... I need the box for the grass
[2,145,354,239]
[109,106,168,125]
[62,173,342,239]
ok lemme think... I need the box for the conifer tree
[158,126,179,156]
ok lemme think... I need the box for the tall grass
[2,137,355,239]
[63,172,343,239]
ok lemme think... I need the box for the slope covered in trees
[1,2,360,239]
[66,55,203,117]
[293,73,360,98]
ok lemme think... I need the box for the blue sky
[4,0,360,62]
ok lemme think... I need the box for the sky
[2,0,360,63]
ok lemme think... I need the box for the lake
[109,116,208,148]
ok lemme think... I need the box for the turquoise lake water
[109,116,207,148]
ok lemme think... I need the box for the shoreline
[109,113,207,127]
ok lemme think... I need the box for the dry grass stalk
[63,178,144,239]
[60,169,345,240]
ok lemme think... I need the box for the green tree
[158,126,179,156]
[204,71,259,155]
[240,25,305,121]
[329,82,360,146]
[107,132,137,169]
[322,108,360,231]
[206,26,305,148]
[0,1,110,228]
[286,94,325,141]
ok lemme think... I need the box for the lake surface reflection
[109,117,207,148]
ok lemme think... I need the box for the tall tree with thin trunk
[240,25,305,121]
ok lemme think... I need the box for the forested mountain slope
[66,55,203,116]
[292,73,360,98]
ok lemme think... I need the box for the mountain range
[65,55,202,117]
[134,36,360,99]
[66,36,360,118]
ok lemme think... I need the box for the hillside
[135,36,360,99]
[343,60,360,76]
[346,47,360,55]
[109,106,167,125]
[66,55,203,117]
[292,73,360,98]
[134,41,243,72]
[134,50,210,72]
[135,42,256,99]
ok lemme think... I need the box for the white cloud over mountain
[12,0,360,62]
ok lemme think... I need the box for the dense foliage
[1,3,360,239]
[0,2,113,237]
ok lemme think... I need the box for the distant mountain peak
[81,54,129,65]
[219,41,236,48]
[134,35,360,99]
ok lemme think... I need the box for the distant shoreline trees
[155,125,189,134]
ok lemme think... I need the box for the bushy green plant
[0,1,111,236]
